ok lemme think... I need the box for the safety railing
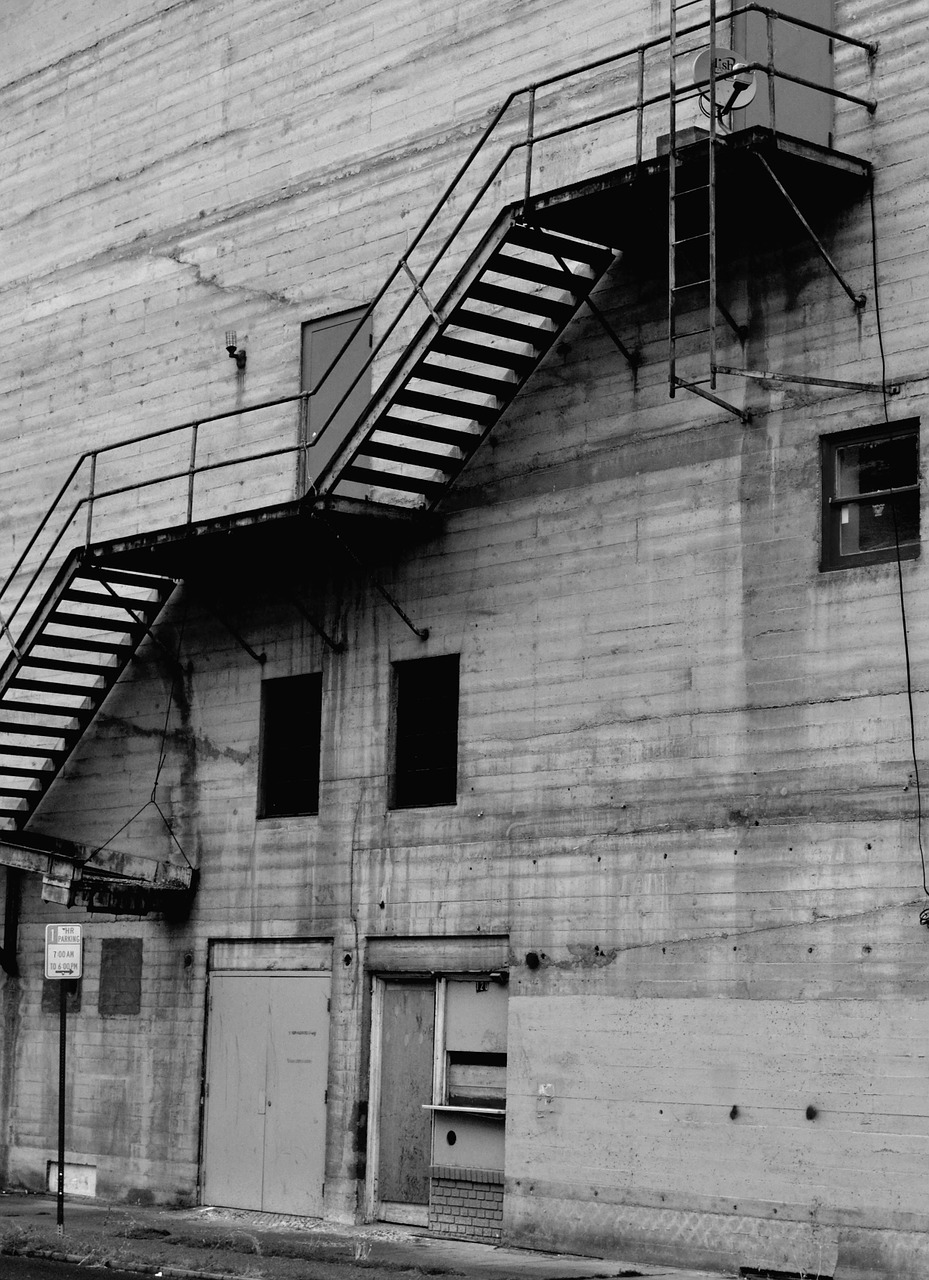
[0,4,877,663]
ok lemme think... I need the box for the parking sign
[45,924,83,979]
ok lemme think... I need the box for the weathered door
[374,981,435,1225]
[202,972,330,1214]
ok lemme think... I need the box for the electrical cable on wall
[869,181,929,925]
[93,600,194,873]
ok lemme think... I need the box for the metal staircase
[316,211,616,507]
[0,5,878,845]
[0,553,177,830]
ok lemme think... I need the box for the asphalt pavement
[0,1192,738,1280]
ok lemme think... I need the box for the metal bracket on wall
[198,596,266,665]
[311,512,429,641]
[674,376,752,424]
[583,293,641,373]
[285,591,345,654]
[714,366,900,396]
[753,150,867,310]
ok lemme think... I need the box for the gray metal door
[203,972,330,1214]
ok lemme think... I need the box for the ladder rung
[672,279,711,291]
[674,232,711,247]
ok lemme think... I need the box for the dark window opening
[392,655,459,808]
[99,938,142,1016]
[446,1050,507,1109]
[822,421,920,570]
[258,673,323,817]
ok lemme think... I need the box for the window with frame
[391,655,459,809]
[258,673,323,817]
[821,420,920,570]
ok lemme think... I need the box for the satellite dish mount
[692,46,756,131]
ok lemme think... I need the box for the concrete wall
[2,1,929,1277]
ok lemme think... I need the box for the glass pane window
[822,422,920,569]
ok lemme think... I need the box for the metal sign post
[45,924,82,1235]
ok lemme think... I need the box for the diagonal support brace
[674,377,752,424]
[286,592,345,654]
[312,512,429,641]
[754,151,866,310]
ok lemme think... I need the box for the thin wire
[869,179,929,916]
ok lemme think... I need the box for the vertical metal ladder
[668,0,721,397]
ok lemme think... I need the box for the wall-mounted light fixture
[224,330,247,370]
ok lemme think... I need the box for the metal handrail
[0,4,876,661]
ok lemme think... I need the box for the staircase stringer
[313,211,617,511]
[311,205,526,500]
[0,559,179,831]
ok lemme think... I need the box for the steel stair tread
[60,590,162,617]
[0,762,56,778]
[0,717,87,736]
[48,610,145,633]
[342,465,447,497]
[1,697,89,715]
[448,307,552,346]
[467,281,575,320]
[16,655,119,676]
[428,335,535,374]
[486,250,592,292]
[373,417,481,448]
[36,633,135,656]
[410,362,516,398]
[9,678,108,697]
[391,388,498,424]
[86,566,177,591]
[0,741,69,758]
[505,222,615,266]
[358,440,464,471]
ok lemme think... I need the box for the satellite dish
[692,46,757,118]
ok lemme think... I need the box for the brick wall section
[429,1165,503,1242]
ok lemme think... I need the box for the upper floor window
[258,673,323,817]
[821,420,920,570]
[391,655,459,808]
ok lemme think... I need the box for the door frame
[365,975,447,1224]
[199,939,332,1212]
